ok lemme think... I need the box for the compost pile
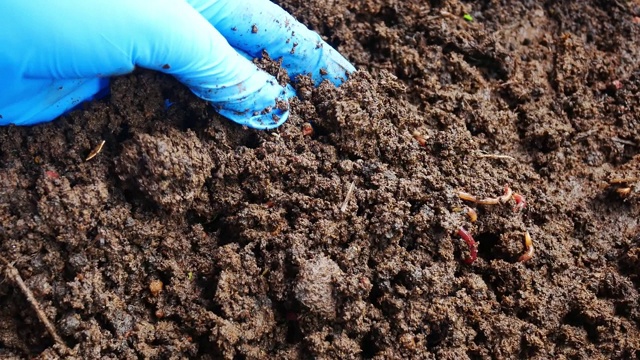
[2,0,640,358]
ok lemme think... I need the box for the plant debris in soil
[2,0,640,358]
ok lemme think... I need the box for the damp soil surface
[2,1,640,359]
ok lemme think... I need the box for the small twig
[498,80,518,88]
[438,10,458,19]
[85,140,105,161]
[609,177,638,185]
[0,256,69,350]
[340,181,356,212]
[573,129,597,141]
[611,137,637,146]
[473,151,516,161]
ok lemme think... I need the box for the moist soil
[2,1,640,359]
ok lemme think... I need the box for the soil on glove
[2,1,640,359]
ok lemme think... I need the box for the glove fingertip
[314,49,356,87]
[212,83,294,130]
[216,105,290,130]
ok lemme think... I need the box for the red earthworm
[457,227,477,264]
[513,193,526,212]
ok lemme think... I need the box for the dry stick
[573,129,597,141]
[611,137,637,146]
[0,256,69,351]
[473,151,516,161]
[609,177,639,184]
[340,181,356,212]
[85,140,105,161]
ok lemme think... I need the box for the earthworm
[513,193,526,212]
[518,231,534,262]
[465,207,478,222]
[457,227,477,264]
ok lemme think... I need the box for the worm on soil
[457,227,478,264]
[513,193,526,212]
[458,191,477,202]
[465,207,478,222]
[499,185,513,203]
[459,185,512,206]
[518,231,534,262]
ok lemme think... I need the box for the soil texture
[2,0,640,359]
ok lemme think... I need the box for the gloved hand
[0,0,355,129]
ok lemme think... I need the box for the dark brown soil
[2,0,640,358]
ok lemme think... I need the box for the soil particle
[295,255,343,320]
[149,279,163,297]
[116,127,213,213]
[36,172,110,247]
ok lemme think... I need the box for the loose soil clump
[2,0,640,358]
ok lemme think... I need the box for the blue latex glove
[0,0,355,129]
